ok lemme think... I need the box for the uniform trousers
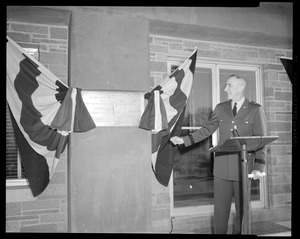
[214,176,243,234]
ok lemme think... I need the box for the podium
[209,136,279,234]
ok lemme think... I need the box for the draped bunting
[139,48,198,186]
[6,36,96,196]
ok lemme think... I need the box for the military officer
[170,75,267,234]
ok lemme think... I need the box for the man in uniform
[170,75,267,234]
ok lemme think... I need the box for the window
[6,102,26,179]
[169,59,266,216]
[6,47,39,187]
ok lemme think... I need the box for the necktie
[233,102,237,117]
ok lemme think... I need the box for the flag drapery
[139,48,198,186]
[280,57,293,85]
[6,36,96,197]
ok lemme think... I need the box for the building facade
[6,5,292,233]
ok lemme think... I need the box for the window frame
[167,57,267,217]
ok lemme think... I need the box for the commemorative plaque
[81,90,145,127]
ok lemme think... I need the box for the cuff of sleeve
[253,159,265,172]
[183,135,193,147]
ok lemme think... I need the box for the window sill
[6,179,36,202]
[6,179,29,187]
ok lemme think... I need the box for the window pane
[6,102,18,179]
[182,68,212,127]
[173,67,213,208]
[174,134,213,207]
[6,102,26,179]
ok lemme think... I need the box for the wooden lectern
[209,136,279,234]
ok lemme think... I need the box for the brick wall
[149,35,292,232]
[264,67,292,208]
[6,21,69,232]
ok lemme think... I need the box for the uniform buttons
[232,121,234,123]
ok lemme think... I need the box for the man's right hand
[170,136,184,145]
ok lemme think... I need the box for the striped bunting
[139,48,197,186]
[6,36,96,196]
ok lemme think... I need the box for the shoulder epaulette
[217,101,229,107]
[249,100,261,106]
[248,101,262,110]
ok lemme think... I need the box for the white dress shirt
[232,97,245,114]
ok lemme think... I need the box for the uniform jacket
[183,98,267,181]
